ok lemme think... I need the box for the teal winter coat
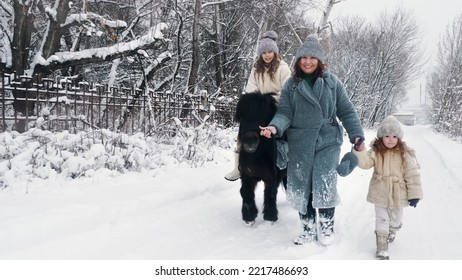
[269,70,363,214]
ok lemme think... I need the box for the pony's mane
[234,92,278,124]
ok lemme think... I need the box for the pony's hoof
[244,220,255,227]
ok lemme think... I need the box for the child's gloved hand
[408,199,419,208]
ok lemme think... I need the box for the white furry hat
[377,116,404,139]
[257,30,279,56]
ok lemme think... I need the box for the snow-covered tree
[1,0,168,79]
[0,0,325,133]
[1,0,171,132]
[330,7,424,126]
[427,14,462,138]
[193,0,319,96]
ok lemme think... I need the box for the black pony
[234,92,287,225]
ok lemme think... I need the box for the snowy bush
[0,122,236,188]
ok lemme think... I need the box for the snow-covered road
[1,125,461,260]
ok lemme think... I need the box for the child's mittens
[336,152,358,177]
[408,199,419,208]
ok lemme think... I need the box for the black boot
[318,208,335,246]
[293,202,317,245]
[293,218,316,245]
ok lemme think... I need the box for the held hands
[353,136,365,151]
[260,126,276,138]
[408,199,420,208]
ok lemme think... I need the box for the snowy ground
[1,124,462,278]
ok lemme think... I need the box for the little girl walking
[353,116,423,260]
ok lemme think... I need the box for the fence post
[21,75,34,131]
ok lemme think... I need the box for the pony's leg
[240,177,258,223]
[262,180,278,222]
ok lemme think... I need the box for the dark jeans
[299,193,335,222]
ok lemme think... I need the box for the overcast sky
[329,0,462,106]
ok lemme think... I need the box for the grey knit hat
[295,34,325,63]
[257,30,279,55]
[377,116,404,139]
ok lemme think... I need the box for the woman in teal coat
[260,34,364,246]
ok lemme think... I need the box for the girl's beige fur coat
[353,146,423,208]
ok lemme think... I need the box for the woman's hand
[260,126,276,138]
[354,137,365,151]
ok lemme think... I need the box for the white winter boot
[388,224,402,243]
[224,152,240,181]
[375,230,390,260]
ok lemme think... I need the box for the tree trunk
[12,0,33,75]
[213,4,224,89]
[187,0,202,95]
[11,1,35,132]
[33,0,71,78]
[317,0,339,35]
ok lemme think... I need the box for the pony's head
[234,92,278,153]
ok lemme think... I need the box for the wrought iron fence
[0,72,237,134]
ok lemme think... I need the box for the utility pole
[420,83,422,105]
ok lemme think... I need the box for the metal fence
[0,72,237,134]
